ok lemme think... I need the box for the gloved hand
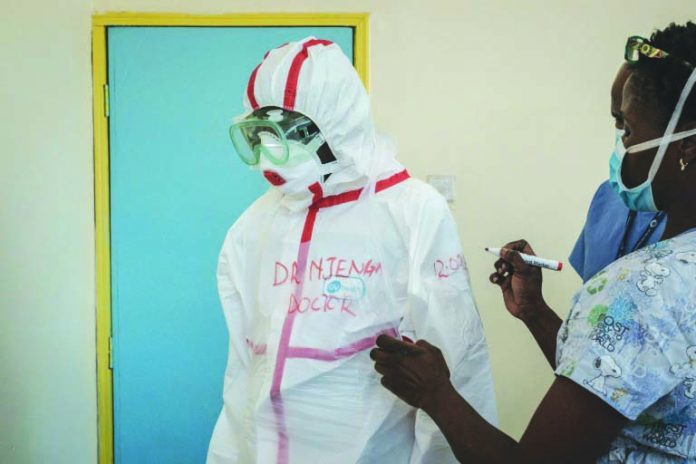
[489,239,546,322]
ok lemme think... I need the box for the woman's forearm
[422,383,517,463]
[520,303,563,369]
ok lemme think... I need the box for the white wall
[1,0,97,463]
[2,0,694,462]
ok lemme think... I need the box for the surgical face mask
[608,66,696,212]
[608,128,625,186]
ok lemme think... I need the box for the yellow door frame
[92,12,369,464]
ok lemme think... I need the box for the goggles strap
[303,133,343,176]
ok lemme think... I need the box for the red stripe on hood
[246,63,262,110]
[283,39,333,110]
[246,44,286,111]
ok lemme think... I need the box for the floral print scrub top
[556,230,696,463]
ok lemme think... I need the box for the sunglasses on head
[625,36,694,70]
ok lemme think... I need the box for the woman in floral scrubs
[369,21,696,463]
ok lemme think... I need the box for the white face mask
[258,134,339,198]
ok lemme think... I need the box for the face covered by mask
[230,108,341,198]
[609,66,696,212]
[257,131,333,197]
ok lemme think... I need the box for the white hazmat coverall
[207,37,497,464]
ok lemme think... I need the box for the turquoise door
[107,26,354,463]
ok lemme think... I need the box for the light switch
[426,175,456,203]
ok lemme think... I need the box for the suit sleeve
[207,231,251,464]
[401,193,498,464]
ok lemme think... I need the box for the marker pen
[485,247,563,271]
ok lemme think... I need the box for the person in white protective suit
[207,37,498,464]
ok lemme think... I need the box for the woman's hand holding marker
[485,247,563,271]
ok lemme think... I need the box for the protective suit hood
[243,37,403,200]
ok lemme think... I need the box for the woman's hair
[629,21,696,124]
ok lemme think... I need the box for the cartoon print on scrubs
[585,355,622,395]
[676,251,696,264]
[670,346,696,399]
[635,246,673,297]
[556,232,696,462]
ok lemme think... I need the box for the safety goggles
[625,36,694,69]
[229,107,322,166]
